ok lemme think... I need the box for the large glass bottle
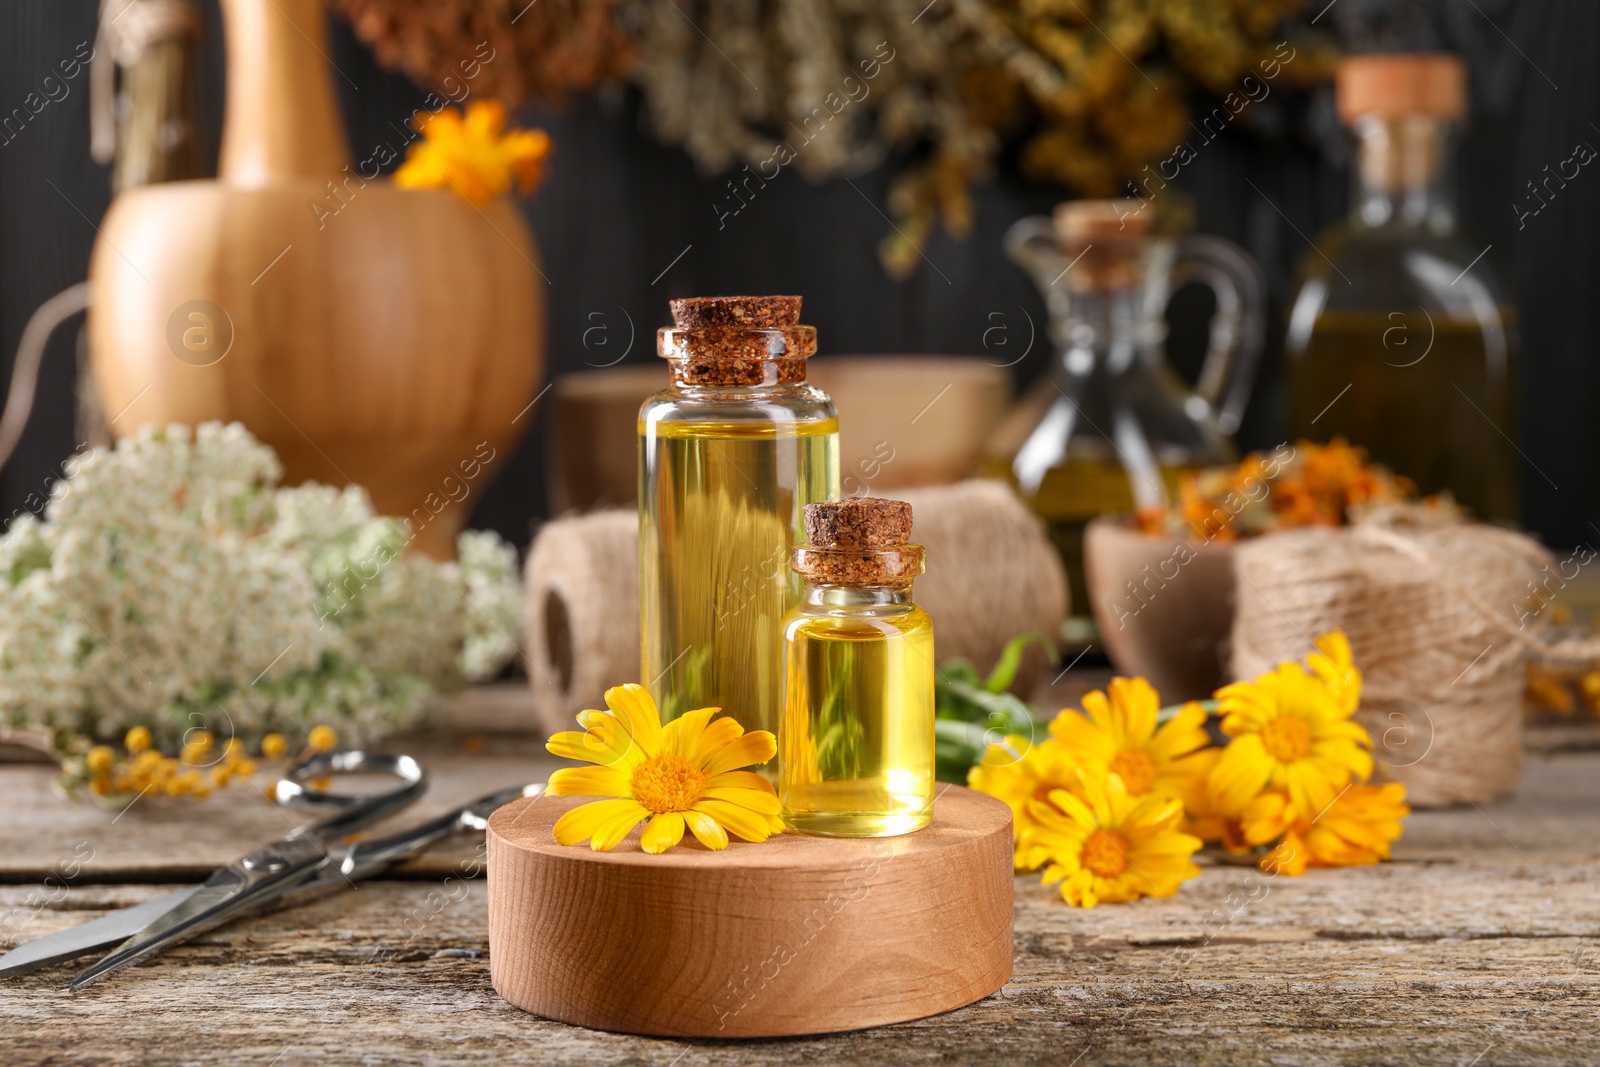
[1287,54,1519,522]
[638,296,840,749]
[991,201,1266,640]
[780,498,934,837]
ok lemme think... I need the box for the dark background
[2,1,1597,551]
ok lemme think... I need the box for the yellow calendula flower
[1210,647,1374,820]
[545,684,782,854]
[1048,678,1212,802]
[968,733,1082,868]
[1171,745,1250,853]
[1305,629,1361,716]
[395,100,553,206]
[1018,767,1202,908]
[1242,782,1409,875]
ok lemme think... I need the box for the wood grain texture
[486,788,1015,1038]
[2,688,1600,1063]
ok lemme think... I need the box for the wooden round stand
[486,787,1014,1038]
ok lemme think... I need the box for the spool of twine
[523,509,639,736]
[896,480,1068,690]
[1230,514,1554,808]
[523,480,1068,731]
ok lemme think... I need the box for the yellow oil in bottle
[638,418,839,739]
[1289,309,1519,521]
[991,455,1196,623]
[780,605,935,836]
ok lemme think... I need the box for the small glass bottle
[1287,54,1519,521]
[780,498,935,837]
[639,296,840,748]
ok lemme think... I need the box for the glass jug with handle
[987,199,1267,642]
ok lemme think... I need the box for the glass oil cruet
[1286,54,1519,522]
[638,295,840,758]
[989,199,1267,640]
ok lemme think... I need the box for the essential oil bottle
[638,296,839,750]
[780,498,935,837]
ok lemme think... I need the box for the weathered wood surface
[2,684,1599,1065]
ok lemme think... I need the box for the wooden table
[3,683,1599,1065]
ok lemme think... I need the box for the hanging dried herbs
[336,0,1337,276]
[335,0,635,104]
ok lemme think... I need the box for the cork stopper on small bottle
[657,295,818,386]
[794,498,926,586]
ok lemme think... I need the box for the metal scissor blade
[69,868,259,990]
[0,887,200,977]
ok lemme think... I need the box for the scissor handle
[273,750,428,844]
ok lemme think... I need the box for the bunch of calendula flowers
[69,724,341,806]
[970,631,1409,906]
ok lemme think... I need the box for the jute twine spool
[523,509,639,736]
[1230,515,1553,808]
[523,480,1068,733]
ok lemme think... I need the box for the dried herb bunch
[624,0,1336,274]
[337,0,1336,275]
[336,0,635,104]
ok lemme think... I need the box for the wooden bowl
[487,788,1014,1038]
[1083,517,1236,703]
[546,357,1011,512]
[548,364,666,513]
[807,356,1011,495]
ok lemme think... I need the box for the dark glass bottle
[1287,54,1519,522]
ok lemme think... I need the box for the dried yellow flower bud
[86,746,115,774]
[261,733,287,759]
[125,726,152,754]
[307,725,337,753]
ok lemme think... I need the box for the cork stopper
[794,498,926,587]
[657,295,817,386]
[670,296,801,329]
[1052,199,1154,242]
[804,498,913,548]
[1050,200,1151,292]
[1337,54,1466,124]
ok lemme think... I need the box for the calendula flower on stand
[546,684,783,854]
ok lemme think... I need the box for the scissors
[0,750,543,988]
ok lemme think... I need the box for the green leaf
[982,632,1058,694]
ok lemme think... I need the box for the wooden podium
[487,787,1014,1038]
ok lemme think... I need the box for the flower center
[1261,713,1314,763]
[631,753,708,814]
[1081,830,1130,878]
[1108,749,1157,795]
